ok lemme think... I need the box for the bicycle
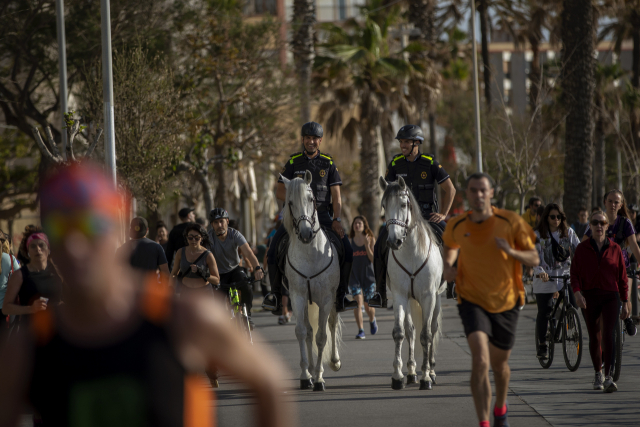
[215,277,261,345]
[535,275,583,371]
[611,269,638,381]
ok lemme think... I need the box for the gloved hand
[197,265,210,281]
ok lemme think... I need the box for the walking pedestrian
[571,207,589,240]
[155,221,169,255]
[532,204,580,359]
[443,173,538,427]
[348,216,377,339]
[0,162,292,427]
[0,232,20,324]
[116,217,170,276]
[571,210,628,392]
[522,197,542,229]
[165,207,195,270]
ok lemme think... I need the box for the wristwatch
[253,265,264,273]
[333,217,341,223]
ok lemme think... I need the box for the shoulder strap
[140,273,172,325]
[192,250,210,266]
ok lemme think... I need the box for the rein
[288,194,320,240]
[385,189,416,240]
[392,241,432,301]
[286,232,334,305]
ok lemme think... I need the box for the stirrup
[368,293,387,309]
[262,293,282,315]
[335,296,357,313]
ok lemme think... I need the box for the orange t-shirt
[443,207,536,313]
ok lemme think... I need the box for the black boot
[336,262,358,313]
[446,281,456,299]
[262,267,282,315]
[368,257,388,308]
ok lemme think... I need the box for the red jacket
[570,238,628,301]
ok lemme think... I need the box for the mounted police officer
[368,124,457,308]
[262,122,358,313]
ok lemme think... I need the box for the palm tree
[599,0,640,149]
[291,0,316,122]
[313,6,414,230]
[561,0,596,222]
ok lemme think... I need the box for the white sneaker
[592,372,604,390]
[603,376,617,393]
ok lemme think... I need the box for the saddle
[277,227,345,275]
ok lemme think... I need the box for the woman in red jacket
[570,211,629,393]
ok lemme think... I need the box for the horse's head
[380,176,413,250]
[282,170,319,244]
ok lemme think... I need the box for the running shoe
[603,377,617,393]
[493,404,509,427]
[356,330,366,339]
[278,315,287,325]
[624,317,637,336]
[536,344,548,360]
[593,372,604,390]
[370,319,378,335]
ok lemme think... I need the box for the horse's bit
[288,191,320,240]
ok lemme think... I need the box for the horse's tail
[308,302,342,365]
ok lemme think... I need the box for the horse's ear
[379,176,388,191]
[304,170,312,185]
[280,174,290,188]
[398,176,406,190]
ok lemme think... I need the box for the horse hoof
[419,380,433,390]
[330,360,341,372]
[313,382,325,391]
[391,378,405,390]
[406,374,418,384]
[430,373,437,385]
[300,379,313,390]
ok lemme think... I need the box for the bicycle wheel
[612,319,623,382]
[535,320,554,369]
[562,307,582,372]
[238,304,253,345]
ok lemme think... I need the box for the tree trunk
[359,121,381,231]
[529,38,542,144]
[291,0,316,123]
[148,209,160,240]
[478,0,492,110]
[561,0,596,222]
[595,99,606,205]
[428,112,437,157]
[195,167,215,214]
[631,28,640,150]
[214,144,228,209]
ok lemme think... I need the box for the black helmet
[301,122,323,138]
[209,208,229,222]
[395,125,424,142]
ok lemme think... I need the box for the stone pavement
[216,298,640,427]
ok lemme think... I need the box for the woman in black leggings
[570,211,629,393]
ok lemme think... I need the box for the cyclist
[571,210,628,392]
[583,190,638,336]
[532,204,579,359]
[0,163,292,427]
[262,122,357,314]
[171,223,220,294]
[369,124,457,308]
[443,173,538,427]
[208,208,264,328]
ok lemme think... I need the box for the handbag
[549,233,570,263]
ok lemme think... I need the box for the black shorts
[457,299,520,351]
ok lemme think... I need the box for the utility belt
[316,203,333,214]
[418,203,435,218]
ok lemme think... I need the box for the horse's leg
[328,307,341,372]
[303,303,315,375]
[405,303,418,385]
[292,295,313,390]
[313,303,331,391]
[419,293,435,390]
[429,292,441,384]
[391,297,407,390]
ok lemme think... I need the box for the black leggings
[218,267,253,315]
[535,287,576,345]
[582,289,621,376]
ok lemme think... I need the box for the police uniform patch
[319,170,326,177]
[421,171,427,179]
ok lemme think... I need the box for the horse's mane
[282,177,309,235]
[382,181,436,256]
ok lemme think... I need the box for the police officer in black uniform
[368,124,457,308]
[262,122,358,313]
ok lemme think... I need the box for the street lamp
[101,0,117,187]
[470,0,483,173]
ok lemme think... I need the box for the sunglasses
[591,220,608,227]
[548,215,562,220]
[187,235,202,241]
[43,212,113,244]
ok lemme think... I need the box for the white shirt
[532,228,580,294]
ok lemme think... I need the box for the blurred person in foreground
[0,163,291,427]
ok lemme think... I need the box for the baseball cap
[178,207,194,219]
[130,217,148,239]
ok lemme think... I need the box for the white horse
[380,176,445,390]
[282,171,343,391]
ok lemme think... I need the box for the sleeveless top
[19,265,62,307]
[28,275,214,427]
[179,247,210,280]
[349,240,375,287]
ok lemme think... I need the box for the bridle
[288,189,320,240]
[385,189,415,242]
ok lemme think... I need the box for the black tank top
[19,265,62,307]
[28,275,214,427]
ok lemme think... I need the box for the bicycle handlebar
[214,278,262,290]
[547,275,570,280]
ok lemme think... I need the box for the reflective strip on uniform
[289,153,303,164]
[421,155,433,164]
[391,155,404,167]
[320,154,333,165]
